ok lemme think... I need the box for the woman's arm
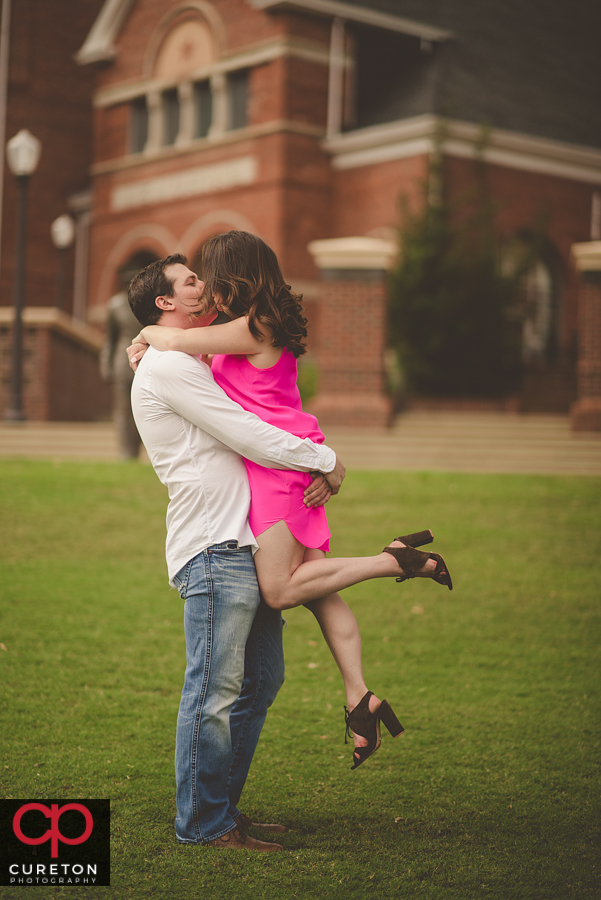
[140,316,263,356]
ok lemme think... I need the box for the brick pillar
[570,241,601,431]
[306,237,396,428]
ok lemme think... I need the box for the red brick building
[0,0,108,420]
[2,0,601,421]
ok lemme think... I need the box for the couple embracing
[127,231,452,853]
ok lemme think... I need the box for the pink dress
[211,349,331,552]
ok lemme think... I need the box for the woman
[129,231,452,768]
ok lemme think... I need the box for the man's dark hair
[128,253,187,325]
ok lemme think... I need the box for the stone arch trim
[95,224,181,309]
[180,209,260,257]
[143,2,227,80]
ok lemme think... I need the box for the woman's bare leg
[253,534,397,759]
[253,519,436,611]
[306,592,367,703]
[304,549,384,755]
[302,550,368,708]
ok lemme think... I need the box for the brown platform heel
[344,690,405,770]
[383,541,453,591]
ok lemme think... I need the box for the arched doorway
[504,235,575,411]
[520,258,555,365]
[117,250,160,292]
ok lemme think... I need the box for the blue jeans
[172,542,284,844]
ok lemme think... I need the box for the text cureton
[9,864,98,875]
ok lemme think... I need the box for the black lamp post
[50,214,75,311]
[4,128,41,421]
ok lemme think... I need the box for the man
[127,254,345,853]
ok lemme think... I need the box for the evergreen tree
[388,148,529,398]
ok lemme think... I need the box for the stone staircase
[0,412,600,476]
[324,412,601,476]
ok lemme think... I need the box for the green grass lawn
[0,461,599,899]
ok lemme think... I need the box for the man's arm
[152,351,345,489]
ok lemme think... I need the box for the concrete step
[0,414,600,475]
[0,423,122,460]
[323,413,601,475]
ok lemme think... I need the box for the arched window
[154,18,215,79]
[124,12,251,155]
[154,17,215,148]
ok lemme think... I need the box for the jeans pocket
[173,559,192,599]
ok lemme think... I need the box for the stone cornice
[249,0,453,41]
[572,241,601,272]
[308,236,397,270]
[0,308,103,351]
[75,0,136,65]
[324,115,601,185]
[90,118,325,175]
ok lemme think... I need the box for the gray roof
[335,0,601,149]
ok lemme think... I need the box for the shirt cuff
[315,445,336,473]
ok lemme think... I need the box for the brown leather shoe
[235,812,288,835]
[207,826,282,852]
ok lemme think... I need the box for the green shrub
[298,355,318,404]
[388,147,537,398]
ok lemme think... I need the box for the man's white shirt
[131,347,336,582]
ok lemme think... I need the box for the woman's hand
[303,473,332,508]
[127,333,149,371]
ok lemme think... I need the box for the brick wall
[94,105,130,166]
[0,0,104,312]
[0,323,110,421]
[87,121,335,309]
[332,154,428,238]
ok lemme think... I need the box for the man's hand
[126,334,149,371]
[303,472,332,508]
[323,455,345,495]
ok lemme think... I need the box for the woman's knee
[261,589,287,611]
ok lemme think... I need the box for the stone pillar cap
[308,236,397,271]
[572,240,601,271]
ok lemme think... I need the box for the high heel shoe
[383,540,453,590]
[344,690,405,770]
[395,529,433,548]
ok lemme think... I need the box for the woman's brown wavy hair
[199,231,307,358]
